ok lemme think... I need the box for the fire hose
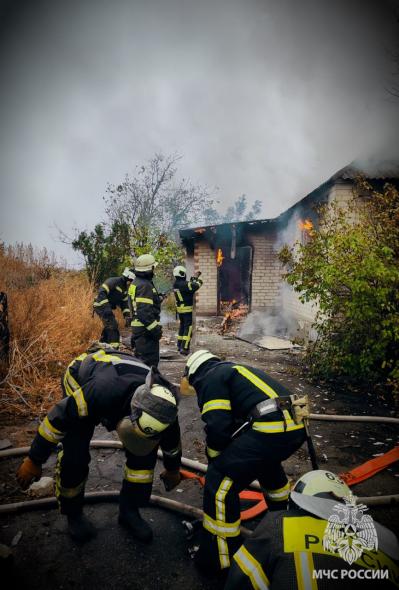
[1,439,398,517]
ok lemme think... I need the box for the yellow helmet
[134,254,158,272]
[116,383,178,455]
[185,349,218,379]
[173,265,187,278]
[292,470,351,500]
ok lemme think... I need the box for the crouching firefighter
[173,266,203,355]
[226,470,399,590]
[181,350,307,575]
[16,344,182,543]
[93,267,135,348]
[129,254,162,367]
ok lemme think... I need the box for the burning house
[179,161,399,340]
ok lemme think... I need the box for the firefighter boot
[118,505,153,543]
[67,513,97,542]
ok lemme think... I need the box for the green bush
[279,179,399,397]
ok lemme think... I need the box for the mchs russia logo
[323,491,378,565]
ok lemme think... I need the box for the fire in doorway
[216,245,252,314]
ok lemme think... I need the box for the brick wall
[247,233,284,311]
[194,240,218,315]
[191,232,291,314]
[328,182,354,207]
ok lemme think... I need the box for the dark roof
[331,160,399,181]
[179,160,399,241]
[179,217,276,241]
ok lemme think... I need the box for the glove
[124,315,132,327]
[16,457,42,490]
[149,325,162,340]
[160,469,181,491]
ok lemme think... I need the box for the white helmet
[134,254,158,272]
[173,265,187,278]
[185,349,219,379]
[122,267,135,280]
[292,470,351,500]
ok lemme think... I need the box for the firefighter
[225,470,399,589]
[173,266,203,356]
[16,344,182,544]
[181,350,307,575]
[129,254,162,367]
[93,267,134,348]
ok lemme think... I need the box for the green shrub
[279,179,399,397]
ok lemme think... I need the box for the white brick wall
[247,233,284,310]
[194,241,218,314]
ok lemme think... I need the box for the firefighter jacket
[28,349,181,472]
[93,276,130,316]
[173,276,203,313]
[225,508,399,589]
[128,275,161,334]
[190,360,305,459]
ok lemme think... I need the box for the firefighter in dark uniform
[128,254,162,367]
[173,266,203,356]
[16,344,182,544]
[226,470,399,589]
[181,350,307,574]
[93,267,134,348]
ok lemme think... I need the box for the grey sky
[0,0,398,265]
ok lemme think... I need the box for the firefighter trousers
[177,312,193,352]
[131,327,160,367]
[120,446,158,508]
[94,308,120,348]
[197,427,306,572]
[55,420,95,516]
[55,420,159,516]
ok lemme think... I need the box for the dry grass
[0,246,99,416]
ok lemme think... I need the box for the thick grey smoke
[0,0,398,264]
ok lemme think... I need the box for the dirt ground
[1,317,398,589]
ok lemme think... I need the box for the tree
[71,153,211,285]
[203,194,262,225]
[104,152,214,242]
[279,179,399,396]
[71,221,130,285]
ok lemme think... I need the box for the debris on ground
[27,477,54,498]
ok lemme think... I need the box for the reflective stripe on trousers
[203,475,241,570]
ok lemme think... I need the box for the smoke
[239,283,302,340]
[160,310,176,326]
[0,0,398,262]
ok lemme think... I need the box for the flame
[219,300,248,334]
[216,248,224,267]
[298,218,313,232]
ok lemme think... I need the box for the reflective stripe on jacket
[192,361,304,454]
[29,348,181,471]
[225,508,399,590]
[93,276,130,315]
[173,276,202,313]
[128,276,161,331]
